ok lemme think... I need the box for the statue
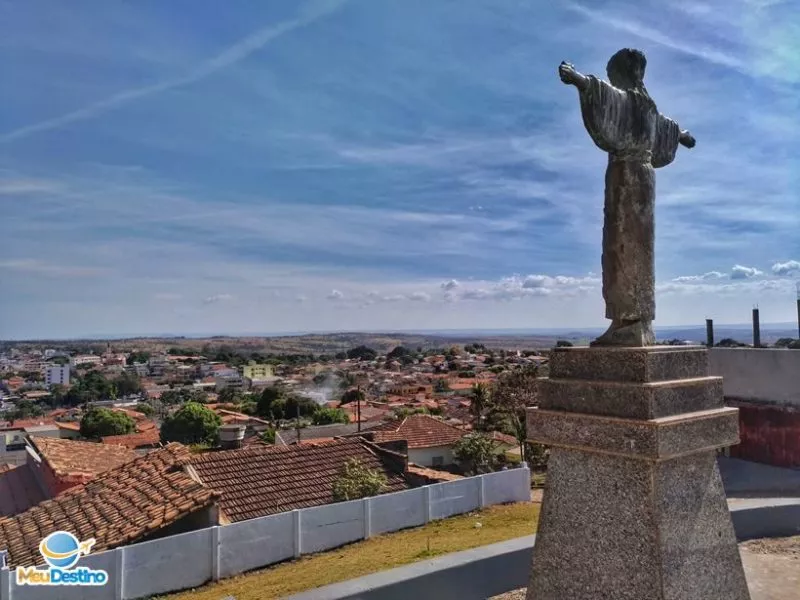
[559,49,696,346]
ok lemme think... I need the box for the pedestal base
[526,448,750,600]
[527,346,750,599]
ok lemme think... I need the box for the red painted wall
[729,402,800,468]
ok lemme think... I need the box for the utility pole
[356,385,362,433]
[295,401,301,445]
[752,306,761,348]
[796,282,800,339]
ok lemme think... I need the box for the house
[242,362,275,380]
[0,444,221,568]
[0,463,46,517]
[367,414,467,468]
[188,437,412,522]
[101,428,161,451]
[274,422,383,446]
[26,435,138,496]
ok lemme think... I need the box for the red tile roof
[189,438,410,522]
[100,429,161,449]
[30,436,137,482]
[0,443,219,568]
[0,464,46,518]
[372,415,466,449]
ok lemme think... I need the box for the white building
[69,355,102,367]
[44,364,70,386]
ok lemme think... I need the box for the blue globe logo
[39,531,81,569]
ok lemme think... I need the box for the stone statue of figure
[559,49,696,346]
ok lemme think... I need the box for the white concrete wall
[218,511,295,579]
[408,445,455,467]
[301,499,366,555]
[0,468,531,600]
[123,528,213,599]
[429,477,482,520]
[370,488,427,536]
[709,348,800,407]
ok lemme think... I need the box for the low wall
[0,467,531,600]
[708,348,800,407]
[285,501,800,600]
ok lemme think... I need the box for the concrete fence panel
[429,478,481,520]
[10,549,118,600]
[123,528,212,600]
[218,512,295,579]
[483,468,531,506]
[370,487,427,536]
[301,500,366,555]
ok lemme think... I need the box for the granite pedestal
[526,346,751,600]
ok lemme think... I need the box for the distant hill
[3,323,797,353]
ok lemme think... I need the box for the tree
[312,407,349,425]
[453,432,496,474]
[113,372,143,397]
[434,379,450,393]
[775,338,800,349]
[126,351,150,366]
[6,399,44,421]
[555,340,573,347]
[80,407,136,439]
[491,365,540,462]
[716,338,746,348]
[160,402,221,445]
[50,384,66,408]
[260,427,277,444]
[217,387,241,405]
[257,386,285,419]
[470,383,491,429]
[160,388,208,405]
[284,395,319,420]
[346,345,377,361]
[332,458,388,502]
[387,346,411,360]
[134,402,154,417]
[340,388,365,406]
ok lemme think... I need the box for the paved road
[491,538,800,600]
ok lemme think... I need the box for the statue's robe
[578,76,681,323]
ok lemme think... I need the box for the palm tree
[470,383,490,430]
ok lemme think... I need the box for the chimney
[752,307,761,348]
[705,319,714,348]
[219,424,245,450]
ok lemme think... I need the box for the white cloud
[295,295,307,303]
[153,292,181,301]
[326,289,344,300]
[772,260,800,276]
[441,279,459,291]
[0,259,108,278]
[730,265,763,280]
[0,179,61,195]
[203,293,233,304]
[672,271,725,283]
[564,1,745,72]
[409,292,431,302]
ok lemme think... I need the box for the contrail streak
[0,0,347,144]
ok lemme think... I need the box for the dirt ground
[491,536,800,600]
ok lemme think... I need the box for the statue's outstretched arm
[558,61,589,92]
[679,130,696,148]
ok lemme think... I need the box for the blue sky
[1,0,798,339]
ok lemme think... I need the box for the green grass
[163,502,539,600]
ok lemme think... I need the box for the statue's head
[607,48,646,91]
